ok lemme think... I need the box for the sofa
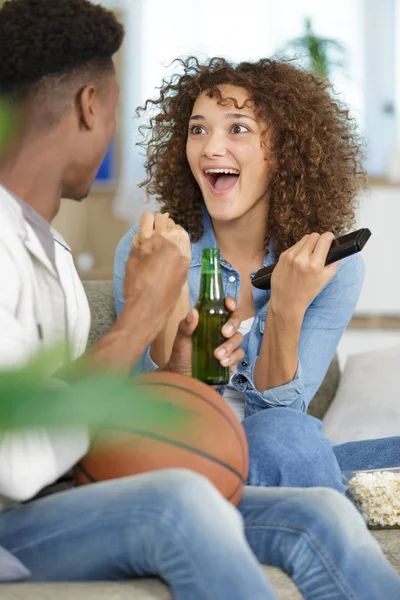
[3,280,399,600]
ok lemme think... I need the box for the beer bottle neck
[198,249,224,302]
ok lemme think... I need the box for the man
[0,1,399,599]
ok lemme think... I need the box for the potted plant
[279,17,347,80]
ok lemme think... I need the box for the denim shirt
[114,210,364,418]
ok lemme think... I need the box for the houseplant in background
[279,16,347,80]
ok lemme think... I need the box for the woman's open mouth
[204,168,240,196]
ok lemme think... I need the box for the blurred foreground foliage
[0,346,185,433]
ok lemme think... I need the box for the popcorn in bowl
[342,468,400,529]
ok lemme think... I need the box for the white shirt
[0,187,91,506]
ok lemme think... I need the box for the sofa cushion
[323,346,400,443]
[0,566,303,599]
[82,280,116,347]
[2,530,399,599]
[307,354,340,420]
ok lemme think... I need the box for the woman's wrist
[268,295,305,328]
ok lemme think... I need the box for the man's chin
[62,190,90,202]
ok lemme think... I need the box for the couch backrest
[82,280,340,419]
[83,280,117,348]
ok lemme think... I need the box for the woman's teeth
[205,168,240,175]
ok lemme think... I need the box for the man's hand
[122,231,190,332]
[133,212,191,263]
[166,297,245,378]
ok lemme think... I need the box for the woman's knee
[243,408,344,491]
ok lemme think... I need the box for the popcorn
[348,470,400,528]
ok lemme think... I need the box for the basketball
[75,371,249,505]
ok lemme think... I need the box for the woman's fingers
[219,347,245,368]
[214,331,244,362]
[309,232,335,266]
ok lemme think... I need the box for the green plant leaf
[0,347,187,433]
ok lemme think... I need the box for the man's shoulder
[0,201,25,261]
[0,191,24,240]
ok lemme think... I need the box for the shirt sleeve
[0,425,89,503]
[231,254,365,417]
[114,227,159,376]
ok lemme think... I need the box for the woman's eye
[231,124,249,134]
[190,125,205,135]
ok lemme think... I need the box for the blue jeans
[242,407,400,490]
[0,469,399,599]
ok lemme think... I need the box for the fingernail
[215,348,226,358]
[186,310,194,323]
[221,358,230,366]
[223,324,234,336]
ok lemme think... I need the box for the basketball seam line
[90,427,246,484]
[133,380,247,472]
[76,462,96,483]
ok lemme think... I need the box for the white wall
[355,185,400,315]
[363,0,396,177]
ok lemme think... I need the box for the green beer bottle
[192,248,230,385]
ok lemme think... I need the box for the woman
[115,56,399,489]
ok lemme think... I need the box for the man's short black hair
[0,0,124,122]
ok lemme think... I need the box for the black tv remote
[251,228,371,291]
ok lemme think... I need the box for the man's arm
[86,232,190,373]
[0,234,189,502]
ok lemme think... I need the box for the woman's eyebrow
[224,113,257,122]
[189,113,257,122]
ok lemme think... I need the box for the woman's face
[186,84,272,223]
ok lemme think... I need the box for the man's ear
[76,84,97,131]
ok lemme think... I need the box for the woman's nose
[202,132,227,159]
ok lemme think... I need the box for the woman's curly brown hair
[138,56,366,255]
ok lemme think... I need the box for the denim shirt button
[237,375,246,385]
[241,360,248,368]
[228,275,236,283]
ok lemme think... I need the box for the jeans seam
[245,522,358,600]
[9,512,108,555]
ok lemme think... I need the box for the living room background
[52,0,400,361]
